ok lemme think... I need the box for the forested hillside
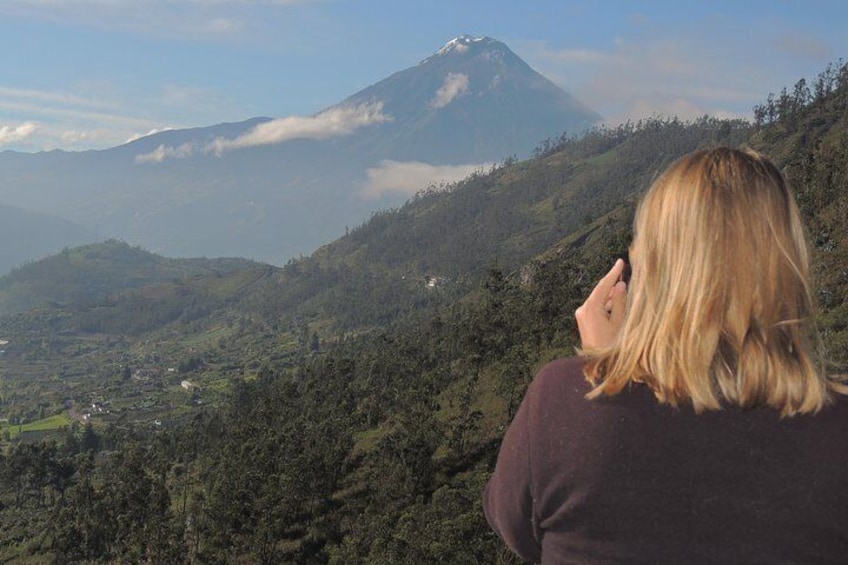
[0,61,845,563]
[0,240,263,317]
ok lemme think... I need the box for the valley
[0,58,844,562]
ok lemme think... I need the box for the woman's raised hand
[575,259,628,351]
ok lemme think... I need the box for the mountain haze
[0,36,599,269]
[0,202,98,273]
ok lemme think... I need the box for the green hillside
[0,62,845,562]
[0,239,263,316]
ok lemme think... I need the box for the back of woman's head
[586,147,838,416]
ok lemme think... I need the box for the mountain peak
[420,35,504,65]
[437,35,495,55]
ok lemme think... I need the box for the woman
[483,148,848,564]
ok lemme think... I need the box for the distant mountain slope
[337,35,600,162]
[0,239,264,316]
[0,36,600,267]
[0,202,98,275]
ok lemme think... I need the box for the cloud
[0,96,153,129]
[135,101,392,162]
[0,84,170,150]
[0,86,161,128]
[135,142,197,163]
[517,5,841,126]
[61,130,95,144]
[361,160,491,200]
[206,101,391,155]
[223,101,390,148]
[580,40,763,124]
[0,86,118,110]
[0,0,323,40]
[521,36,768,125]
[429,73,469,109]
[0,122,38,145]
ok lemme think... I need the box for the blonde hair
[584,147,842,416]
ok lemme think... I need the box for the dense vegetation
[0,61,846,563]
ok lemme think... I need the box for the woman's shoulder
[526,356,659,422]
[528,356,593,402]
[811,385,848,423]
[536,355,585,378]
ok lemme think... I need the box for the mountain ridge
[0,35,601,269]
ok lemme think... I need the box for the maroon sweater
[484,357,848,564]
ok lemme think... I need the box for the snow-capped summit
[436,35,491,56]
[421,35,502,65]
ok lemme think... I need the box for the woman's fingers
[575,260,628,351]
[608,280,627,327]
[585,259,625,306]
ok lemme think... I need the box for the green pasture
[5,413,71,439]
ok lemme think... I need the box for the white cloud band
[135,101,392,163]
[134,142,196,164]
[361,160,491,199]
[208,100,391,155]
[0,122,38,146]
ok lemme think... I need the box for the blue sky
[0,0,845,152]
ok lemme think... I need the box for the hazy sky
[0,0,845,152]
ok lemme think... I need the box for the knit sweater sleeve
[483,376,543,563]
